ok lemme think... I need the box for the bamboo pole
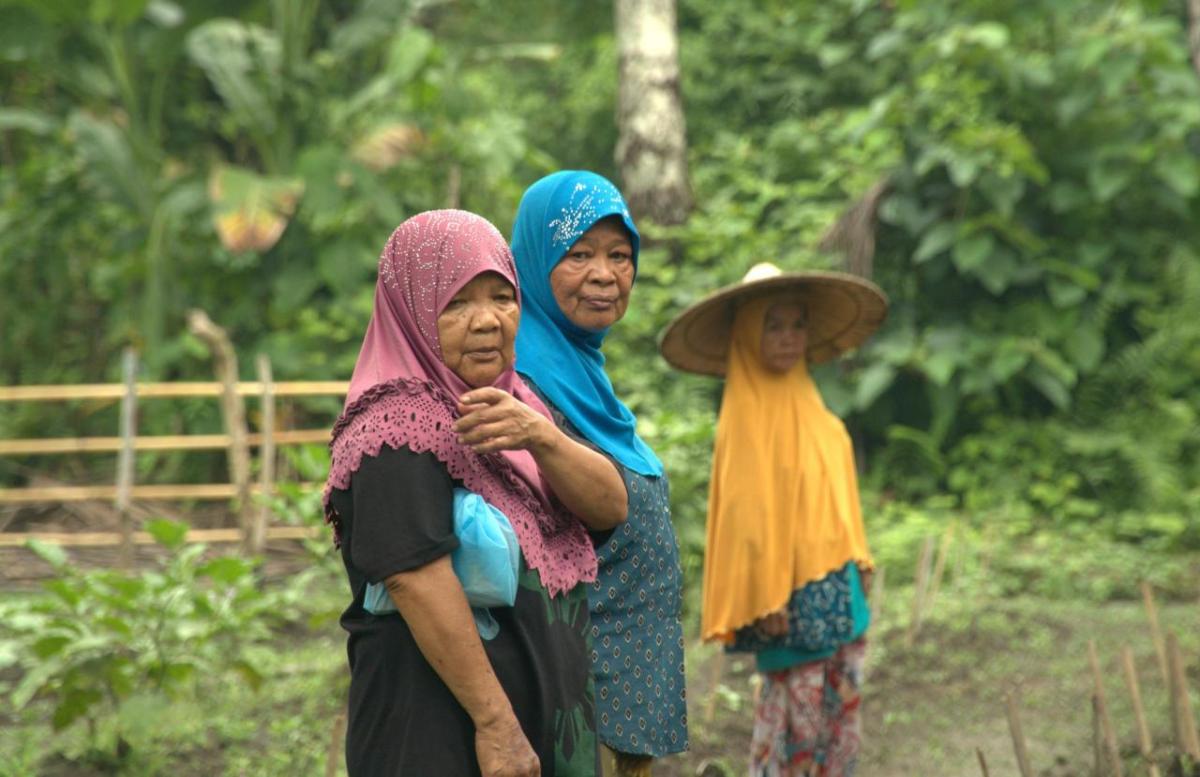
[0,381,347,402]
[250,355,275,556]
[1088,640,1124,777]
[187,310,252,544]
[1005,692,1034,777]
[0,526,320,548]
[1093,695,1105,777]
[906,536,935,646]
[116,348,138,568]
[1141,582,1169,688]
[1166,632,1200,759]
[0,482,320,505]
[0,429,328,456]
[1120,646,1160,777]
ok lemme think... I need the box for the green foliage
[0,521,285,765]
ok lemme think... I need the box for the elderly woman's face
[760,300,808,373]
[437,271,520,387]
[549,216,635,331]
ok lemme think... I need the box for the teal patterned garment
[727,562,870,673]
[525,381,688,757]
[589,465,688,756]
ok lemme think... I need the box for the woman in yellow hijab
[661,263,887,777]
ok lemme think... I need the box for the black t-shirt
[331,444,598,777]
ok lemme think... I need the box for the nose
[585,258,617,285]
[467,305,500,332]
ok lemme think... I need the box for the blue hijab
[511,171,664,477]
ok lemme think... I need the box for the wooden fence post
[1167,632,1200,760]
[187,310,252,551]
[115,348,138,568]
[1087,640,1124,777]
[251,354,275,556]
[1141,582,1169,688]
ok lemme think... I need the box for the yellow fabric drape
[700,295,872,644]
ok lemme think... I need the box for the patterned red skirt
[750,640,866,777]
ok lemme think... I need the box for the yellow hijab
[700,295,873,644]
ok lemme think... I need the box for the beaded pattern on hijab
[547,180,634,256]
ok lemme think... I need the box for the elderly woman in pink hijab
[323,210,627,777]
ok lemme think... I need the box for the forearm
[385,556,514,728]
[529,422,627,530]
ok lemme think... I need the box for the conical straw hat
[658,262,888,376]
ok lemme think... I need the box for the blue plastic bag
[363,488,520,640]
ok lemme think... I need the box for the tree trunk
[614,0,693,226]
[1188,0,1200,80]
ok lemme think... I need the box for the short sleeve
[347,445,459,583]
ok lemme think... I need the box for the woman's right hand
[475,713,539,777]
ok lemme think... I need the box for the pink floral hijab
[323,209,597,596]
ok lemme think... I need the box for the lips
[582,296,618,309]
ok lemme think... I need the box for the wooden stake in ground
[251,354,275,556]
[1005,692,1034,777]
[906,536,935,646]
[1141,581,1169,688]
[187,310,253,550]
[325,710,347,777]
[703,647,726,723]
[115,348,138,568]
[1092,695,1105,777]
[1088,640,1125,777]
[925,524,955,612]
[974,747,990,777]
[1120,646,1161,777]
[1166,632,1200,760]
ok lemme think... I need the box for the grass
[2,568,1198,776]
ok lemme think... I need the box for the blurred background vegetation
[4,0,1197,594]
[1,0,1199,771]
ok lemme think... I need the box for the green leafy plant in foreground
[0,520,283,767]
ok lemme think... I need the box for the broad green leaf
[1026,364,1072,409]
[51,686,103,731]
[27,539,68,569]
[1064,326,1104,371]
[923,350,958,386]
[31,634,72,659]
[1153,152,1199,198]
[0,108,56,134]
[913,222,957,264]
[66,112,149,214]
[989,345,1029,383]
[1087,162,1132,202]
[975,250,1017,295]
[186,20,281,137]
[1047,278,1087,308]
[208,165,304,253]
[198,556,254,586]
[144,519,188,550]
[855,363,896,410]
[952,233,994,273]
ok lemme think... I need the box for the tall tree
[614,0,692,225]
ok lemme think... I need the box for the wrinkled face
[436,271,520,387]
[549,216,635,331]
[760,300,808,374]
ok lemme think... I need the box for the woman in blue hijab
[511,171,687,775]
